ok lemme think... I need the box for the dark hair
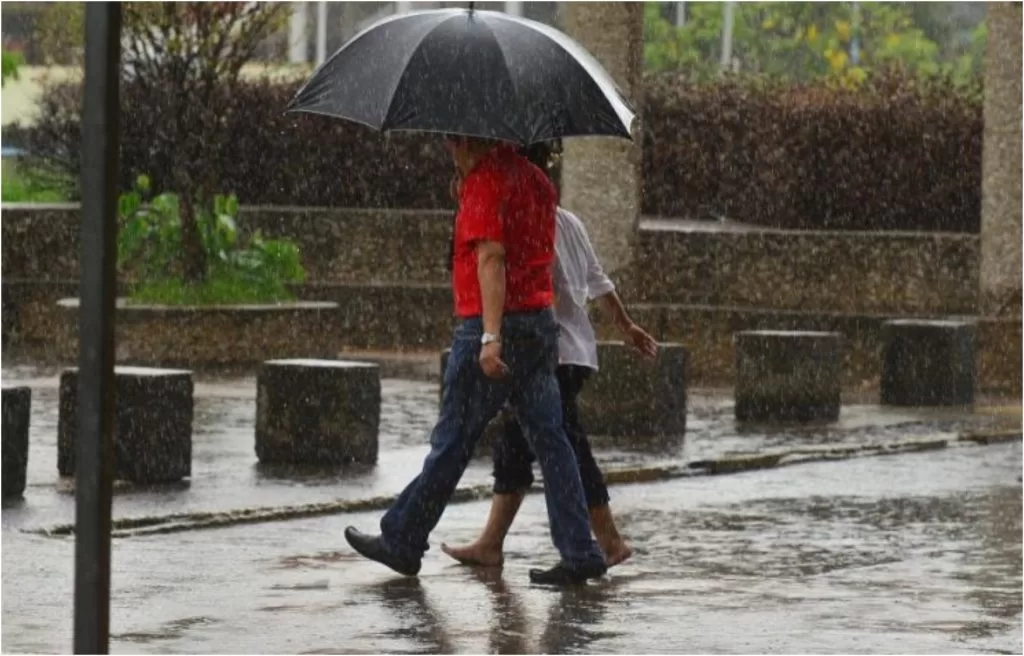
[518,139,561,173]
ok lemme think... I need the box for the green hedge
[18,68,982,232]
[643,70,983,231]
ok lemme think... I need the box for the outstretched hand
[624,323,658,360]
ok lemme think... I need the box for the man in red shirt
[345,137,608,585]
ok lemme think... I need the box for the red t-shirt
[452,144,557,319]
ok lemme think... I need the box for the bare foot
[441,542,505,567]
[602,539,634,567]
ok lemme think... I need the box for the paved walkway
[2,366,1020,653]
[1,367,1014,534]
[3,442,1020,654]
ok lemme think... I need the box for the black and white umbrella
[286,7,635,144]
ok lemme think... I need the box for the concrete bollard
[735,330,842,422]
[58,367,193,484]
[2,385,31,498]
[579,342,688,437]
[440,341,687,440]
[881,319,976,406]
[256,359,381,465]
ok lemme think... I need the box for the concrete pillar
[560,2,644,276]
[981,2,1022,315]
[288,2,308,64]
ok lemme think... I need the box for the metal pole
[74,3,120,653]
[675,1,686,28]
[720,1,735,71]
[315,0,328,66]
[850,1,861,66]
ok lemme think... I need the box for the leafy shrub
[118,175,305,304]
[1,48,24,86]
[1,160,70,202]
[24,79,453,209]
[24,68,982,232]
[642,68,982,231]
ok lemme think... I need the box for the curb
[27,428,1021,540]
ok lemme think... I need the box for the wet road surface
[1,366,1010,532]
[3,438,1020,654]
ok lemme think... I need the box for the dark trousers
[379,311,605,570]
[492,364,611,508]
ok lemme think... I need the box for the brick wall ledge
[639,216,979,238]
[55,298,339,312]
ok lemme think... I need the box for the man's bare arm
[596,289,659,359]
[476,240,506,336]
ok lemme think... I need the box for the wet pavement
[2,366,1021,653]
[2,441,1020,654]
[1,365,1014,532]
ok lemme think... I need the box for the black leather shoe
[344,526,421,577]
[528,562,606,586]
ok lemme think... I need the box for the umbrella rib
[378,12,470,133]
[289,9,463,110]
[474,15,529,143]
[497,13,636,137]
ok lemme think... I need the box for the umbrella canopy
[286,8,635,145]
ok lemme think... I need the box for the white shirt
[552,207,615,371]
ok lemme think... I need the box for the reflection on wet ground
[3,437,1020,654]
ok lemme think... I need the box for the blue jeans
[380,309,606,571]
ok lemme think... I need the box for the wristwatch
[481,332,501,346]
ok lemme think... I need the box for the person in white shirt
[442,140,659,569]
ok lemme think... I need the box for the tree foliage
[1,48,25,87]
[34,2,85,66]
[121,2,289,282]
[644,2,985,87]
[30,2,288,282]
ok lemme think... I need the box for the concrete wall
[3,203,1017,392]
[1,203,454,284]
[631,219,980,316]
[3,204,982,316]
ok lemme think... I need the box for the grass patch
[126,272,296,306]
[1,160,71,202]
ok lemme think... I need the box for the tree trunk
[179,192,206,283]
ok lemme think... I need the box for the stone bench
[256,359,381,465]
[2,385,31,498]
[881,319,976,406]
[438,341,687,442]
[58,367,193,484]
[734,330,842,422]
